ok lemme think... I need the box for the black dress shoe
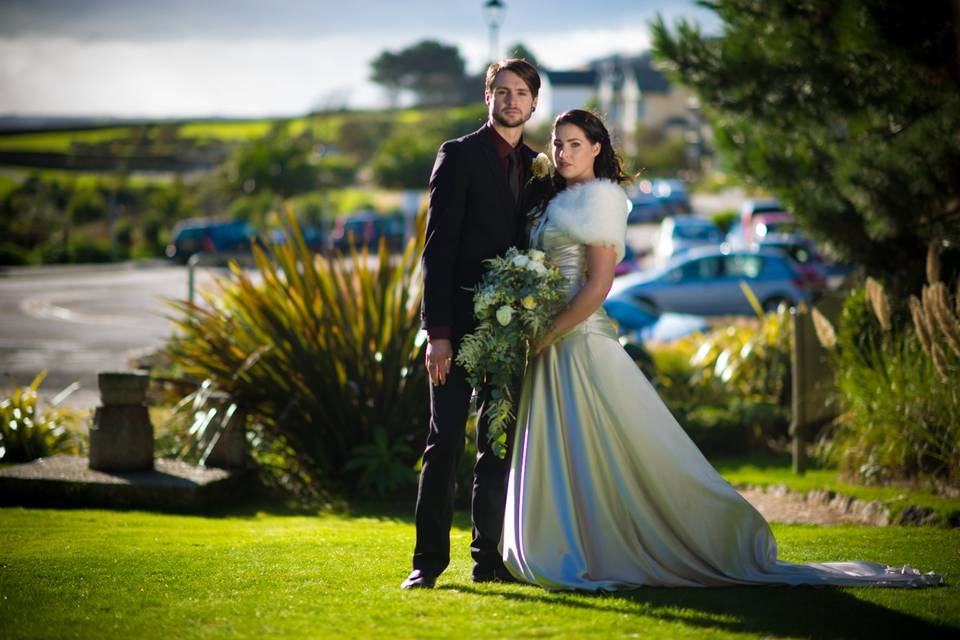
[401,569,437,590]
[472,566,518,584]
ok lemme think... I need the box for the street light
[483,0,506,62]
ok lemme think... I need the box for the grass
[0,127,133,152]
[0,173,19,199]
[0,506,957,639]
[715,454,960,523]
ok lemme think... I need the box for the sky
[0,0,721,118]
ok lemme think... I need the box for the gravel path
[738,487,875,525]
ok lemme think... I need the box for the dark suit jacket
[420,125,547,340]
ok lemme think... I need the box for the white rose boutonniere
[530,152,552,180]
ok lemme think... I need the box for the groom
[402,58,544,589]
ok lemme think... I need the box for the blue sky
[0,1,720,117]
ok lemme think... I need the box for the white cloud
[0,22,661,117]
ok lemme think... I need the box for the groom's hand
[426,339,453,386]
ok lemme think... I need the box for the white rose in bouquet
[496,305,514,326]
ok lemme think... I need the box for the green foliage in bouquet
[165,207,428,498]
[0,371,81,463]
[456,247,566,458]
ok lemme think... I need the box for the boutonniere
[529,152,552,182]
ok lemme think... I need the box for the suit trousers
[412,360,516,576]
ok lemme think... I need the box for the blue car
[603,297,708,343]
[166,219,255,263]
[608,246,817,316]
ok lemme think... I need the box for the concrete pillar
[88,371,154,472]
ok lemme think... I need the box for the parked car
[615,244,641,277]
[756,234,851,291]
[739,198,787,243]
[626,190,667,224]
[268,224,326,252]
[329,211,406,252]
[651,178,691,215]
[608,246,818,316]
[165,218,255,264]
[625,179,690,224]
[749,212,799,242]
[756,238,826,293]
[603,296,708,343]
[652,216,723,266]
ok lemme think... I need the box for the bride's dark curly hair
[529,109,630,219]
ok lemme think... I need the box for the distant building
[533,53,697,156]
[531,69,597,127]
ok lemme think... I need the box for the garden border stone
[0,455,255,512]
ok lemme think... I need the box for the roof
[590,53,673,93]
[632,64,670,93]
[545,69,597,87]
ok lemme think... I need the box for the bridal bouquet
[456,247,566,458]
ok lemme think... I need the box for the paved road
[0,262,221,409]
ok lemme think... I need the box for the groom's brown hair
[485,58,541,97]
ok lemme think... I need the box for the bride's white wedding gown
[500,179,942,591]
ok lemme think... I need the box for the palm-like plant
[165,208,428,495]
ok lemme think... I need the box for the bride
[500,109,942,590]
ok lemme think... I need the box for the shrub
[0,242,32,266]
[66,186,106,226]
[68,237,112,263]
[816,253,960,485]
[710,209,738,234]
[648,294,793,455]
[370,130,441,189]
[0,372,81,463]
[165,208,428,498]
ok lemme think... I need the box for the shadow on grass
[441,582,956,639]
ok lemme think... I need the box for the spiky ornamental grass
[0,371,80,463]
[816,248,960,485]
[456,248,566,458]
[165,208,428,499]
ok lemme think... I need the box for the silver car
[608,246,816,316]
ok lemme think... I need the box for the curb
[0,259,172,278]
[737,483,959,528]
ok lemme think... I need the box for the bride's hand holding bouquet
[456,246,565,458]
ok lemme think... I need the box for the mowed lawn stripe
[0,508,957,639]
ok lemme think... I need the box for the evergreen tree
[652,1,960,286]
[370,40,467,107]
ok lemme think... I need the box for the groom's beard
[491,108,532,129]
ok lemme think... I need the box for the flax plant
[0,371,81,463]
[165,208,428,497]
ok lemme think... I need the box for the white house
[531,69,598,127]
[533,54,696,156]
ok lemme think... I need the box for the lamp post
[483,0,506,62]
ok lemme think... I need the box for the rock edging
[738,483,958,527]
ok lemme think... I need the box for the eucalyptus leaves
[456,247,565,458]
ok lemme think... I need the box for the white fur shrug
[545,179,630,262]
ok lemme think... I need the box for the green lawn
[715,454,960,523]
[0,127,133,152]
[0,506,956,639]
